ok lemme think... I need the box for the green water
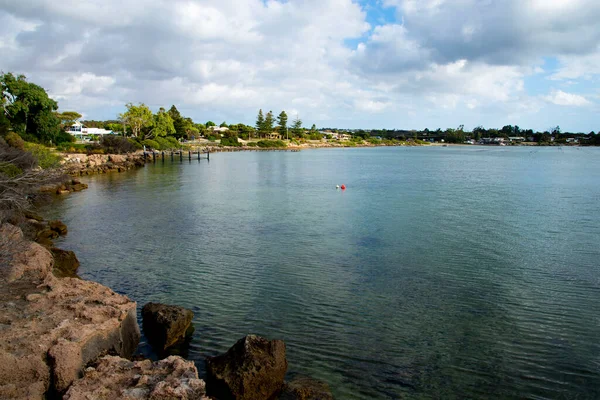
[47,146,600,399]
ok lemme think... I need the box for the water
[45,146,600,399]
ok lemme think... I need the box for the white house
[67,122,114,141]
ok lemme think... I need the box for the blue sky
[1,0,599,132]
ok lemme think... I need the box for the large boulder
[0,223,141,398]
[205,335,288,400]
[142,303,194,351]
[50,248,80,278]
[280,377,334,400]
[64,355,209,400]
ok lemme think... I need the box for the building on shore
[67,122,114,141]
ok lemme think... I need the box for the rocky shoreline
[0,176,333,399]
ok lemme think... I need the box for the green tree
[255,109,265,137]
[167,105,186,139]
[264,111,274,135]
[55,111,82,130]
[291,115,303,137]
[148,107,175,139]
[220,121,228,128]
[182,117,199,139]
[277,111,288,135]
[119,103,153,139]
[205,121,216,128]
[1,72,61,144]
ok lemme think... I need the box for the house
[67,122,114,141]
[209,126,229,133]
[508,136,525,143]
[266,132,282,140]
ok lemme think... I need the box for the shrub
[142,139,160,150]
[23,143,62,169]
[0,163,22,178]
[220,137,242,147]
[4,132,25,150]
[100,135,138,154]
[128,138,143,150]
[56,143,88,153]
[55,130,76,145]
[246,142,258,147]
[256,140,286,148]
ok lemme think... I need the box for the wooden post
[171,151,174,161]
[162,151,165,161]
[180,151,183,161]
[207,149,210,160]
[197,150,200,160]
[152,152,156,162]
[188,150,191,160]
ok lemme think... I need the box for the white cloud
[542,90,591,107]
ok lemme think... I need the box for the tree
[148,107,175,139]
[220,121,228,128]
[1,72,61,144]
[277,111,288,136]
[55,111,82,130]
[472,125,486,140]
[167,105,186,139]
[291,115,303,137]
[205,121,216,128]
[264,111,274,135]
[119,103,153,139]
[310,124,317,133]
[255,109,265,137]
[182,118,199,139]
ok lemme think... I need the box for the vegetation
[256,140,286,148]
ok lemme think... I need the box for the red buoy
[341,184,346,190]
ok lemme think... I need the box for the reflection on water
[45,146,600,399]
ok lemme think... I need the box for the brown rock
[142,303,194,351]
[64,355,209,400]
[109,154,126,163]
[49,220,68,235]
[280,377,334,400]
[50,248,80,278]
[205,335,288,400]
[0,223,141,398]
[70,183,88,192]
[37,228,58,241]
[23,211,44,222]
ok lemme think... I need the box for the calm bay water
[45,146,600,399]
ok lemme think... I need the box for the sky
[1,0,599,132]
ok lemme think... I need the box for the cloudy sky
[1,0,599,131]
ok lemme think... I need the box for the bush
[0,163,22,178]
[256,140,286,148]
[128,138,143,150]
[206,135,218,142]
[100,135,138,154]
[4,132,25,150]
[55,130,76,145]
[142,139,160,150]
[220,137,242,147]
[246,142,258,147]
[23,143,62,169]
[56,143,88,153]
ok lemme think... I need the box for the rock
[280,377,334,400]
[49,220,68,235]
[37,228,59,241]
[63,355,209,400]
[142,303,194,351]
[205,335,288,400]
[50,248,80,278]
[0,224,140,398]
[109,154,126,163]
[69,183,88,192]
[23,211,44,222]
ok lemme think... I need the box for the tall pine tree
[256,109,265,138]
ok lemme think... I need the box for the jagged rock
[64,355,209,400]
[142,303,194,351]
[69,183,88,192]
[109,154,126,163]
[49,220,68,235]
[50,248,80,278]
[37,228,59,241]
[23,211,44,222]
[0,224,140,399]
[205,335,288,400]
[280,377,334,400]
